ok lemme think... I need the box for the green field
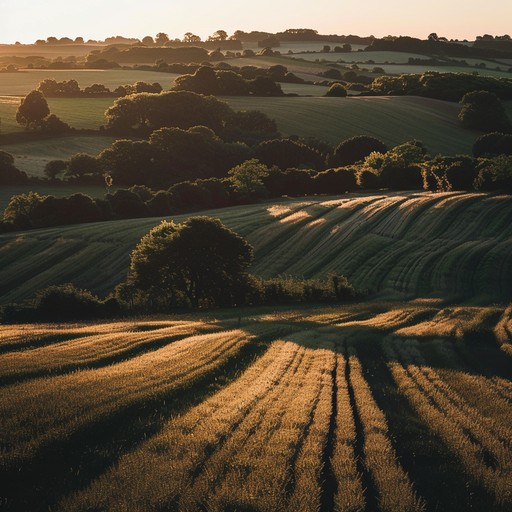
[0,94,482,154]
[1,135,118,176]
[1,192,511,304]
[0,69,179,96]
[224,95,480,154]
[1,300,511,511]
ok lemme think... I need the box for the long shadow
[0,327,223,387]
[0,323,294,512]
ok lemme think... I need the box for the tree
[330,136,388,167]
[183,32,201,43]
[228,159,271,198]
[128,217,253,308]
[155,32,170,45]
[208,30,228,42]
[459,90,511,132]
[325,83,347,97]
[16,90,50,130]
[44,159,68,179]
[66,153,101,178]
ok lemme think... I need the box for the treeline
[3,135,512,232]
[86,46,213,65]
[371,71,512,102]
[365,36,512,59]
[37,79,163,98]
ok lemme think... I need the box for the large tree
[128,217,253,308]
[16,90,50,130]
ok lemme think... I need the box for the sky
[0,0,511,43]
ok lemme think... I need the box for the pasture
[0,301,511,511]
[1,192,511,304]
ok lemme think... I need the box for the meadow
[1,301,510,511]
[1,192,511,304]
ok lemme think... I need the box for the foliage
[0,151,28,185]
[330,135,388,167]
[15,90,50,130]
[128,217,254,308]
[473,132,512,157]
[228,159,271,199]
[325,83,347,97]
[474,155,512,192]
[458,90,511,132]
[105,91,233,134]
[254,138,324,170]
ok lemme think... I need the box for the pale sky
[0,0,510,43]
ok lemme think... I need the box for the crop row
[385,338,512,505]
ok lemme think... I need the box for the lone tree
[459,90,511,133]
[128,217,253,308]
[16,90,50,130]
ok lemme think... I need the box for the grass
[223,96,479,154]
[0,135,118,176]
[1,302,510,511]
[1,192,511,304]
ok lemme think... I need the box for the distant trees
[0,151,28,185]
[128,217,253,308]
[458,90,511,132]
[155,32,170,45]
[228,159,271,199]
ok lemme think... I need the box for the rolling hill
[1,191,511,304]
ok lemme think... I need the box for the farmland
[1,192,511,304]
[0,95,481,154]
[1,301,511,511]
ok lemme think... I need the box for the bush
[473,132,512,157]
[325,83,347,97]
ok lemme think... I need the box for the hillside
[1,191,511,304]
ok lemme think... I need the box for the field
[1,192,511,304]
[0,135,118,176]
[0,69,179,96]
[0,95,481,154]
[1,300,511,511]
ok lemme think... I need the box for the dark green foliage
[330,136,388,167]
[459,90,511,132]
[325,83,347,97]
[66,153,101,178]
[105,91,233,134]
[107,189,150,218]
[474,155,512,192]
[254,138,324,170]
[314,167,358,193]
[372,72,512,102]
[1,284,120,323]
[15,90,50,130]
[252,273,356,305]
[40,114,70,133]
[128,217,254,308]
[248,76,284,96]
[473,132,512,157]
[0,151,28,185]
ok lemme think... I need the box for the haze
[0,0,510,43]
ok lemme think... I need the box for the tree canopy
[128,217,254,308]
